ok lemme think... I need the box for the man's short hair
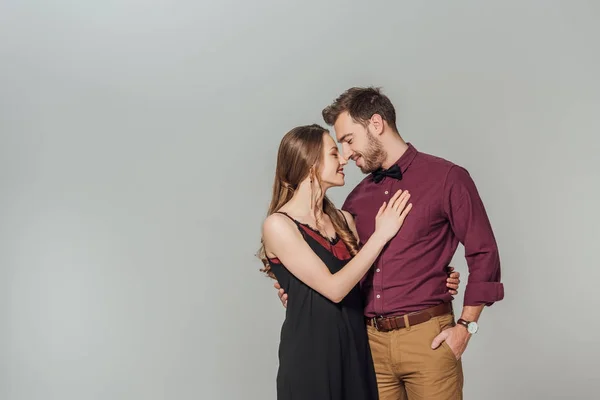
[322,87,398,132]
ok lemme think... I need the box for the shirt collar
[392,142,418,174]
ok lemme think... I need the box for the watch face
[467,322,478,334]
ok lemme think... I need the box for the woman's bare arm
[263,214,388,303]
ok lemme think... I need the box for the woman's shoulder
[339,209,355,224]
[262,212,298,239]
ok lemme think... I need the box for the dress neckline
[276,212,339,244]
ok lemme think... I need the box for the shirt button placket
[385,180,393,196]
[376,182,392,315]
[378,254,384,314]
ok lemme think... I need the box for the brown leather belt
[365,302,453,332]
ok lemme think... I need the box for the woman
[258,124,459,399]
[258,123,412,399]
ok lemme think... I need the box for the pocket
[436,314,459,362]
[397,204,431,240]
[440,340,457,361]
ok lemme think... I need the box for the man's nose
[342,146,353,160]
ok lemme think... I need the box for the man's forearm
[460,305,484,322]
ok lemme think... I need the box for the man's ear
[369,113,385,136]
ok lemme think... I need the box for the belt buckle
[372,316,380,331]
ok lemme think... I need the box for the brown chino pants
[367,313,464,400]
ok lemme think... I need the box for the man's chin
[358,163,375,174]
[354,157,365,170]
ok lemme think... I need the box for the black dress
[268,212,378,400]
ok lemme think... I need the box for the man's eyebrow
[338,133,353,142]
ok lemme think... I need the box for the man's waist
[363,290,453,317]
[365,302,453,332]
[361,268,451,298]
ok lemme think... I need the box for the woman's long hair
[258,124,359,279]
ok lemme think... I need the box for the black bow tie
[372,164,403,183]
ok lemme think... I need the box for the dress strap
[337,209,350,229]
[275,211,295,221]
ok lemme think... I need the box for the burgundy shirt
[342,143,504,317]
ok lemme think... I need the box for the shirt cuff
[463,282,504,307]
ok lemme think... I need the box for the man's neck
[380,133,409,169]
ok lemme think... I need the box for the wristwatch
[457,318,478,334]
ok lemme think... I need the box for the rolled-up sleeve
[443,166,504,306]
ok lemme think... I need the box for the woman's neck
[284,180,325,223]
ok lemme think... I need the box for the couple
[258,87,504,400]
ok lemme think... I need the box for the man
[276,87,503,399]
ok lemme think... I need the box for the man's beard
[355,129,387,174]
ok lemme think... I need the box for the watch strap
[457,318,470,328]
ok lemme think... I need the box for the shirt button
[384,191,389,195]
[376,268,380,272]
[376,294,381,299]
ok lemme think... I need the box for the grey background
[1,1,598,399]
